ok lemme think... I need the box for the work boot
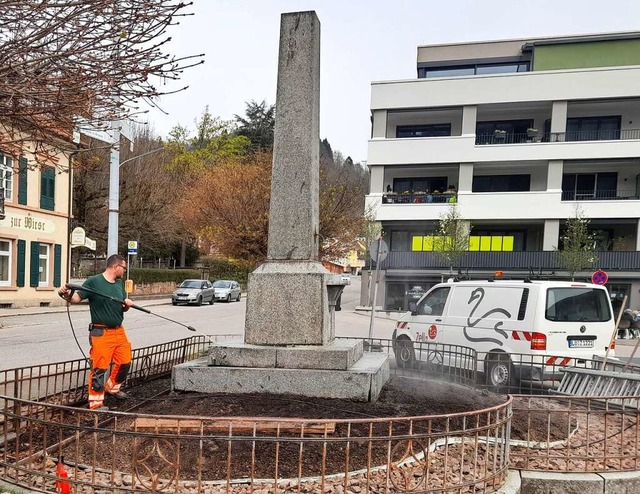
[91,405,109,412]
[107,390,129,400]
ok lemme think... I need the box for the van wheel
[394,338,415,369]
[209,295,214,305]
[485,353,516,391]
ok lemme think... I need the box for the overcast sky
[145,0,640,163]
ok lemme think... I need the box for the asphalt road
[0,276,397,370]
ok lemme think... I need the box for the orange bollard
[55,458,71,494]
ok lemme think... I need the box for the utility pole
[107,122,121,257]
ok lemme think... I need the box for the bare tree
[0,1,203,161]
[436,204,470,273]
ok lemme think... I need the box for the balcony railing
[562,189,639,201]
[475,128,640,145]
[551,128,640,142]
[383,192,457,204]
[368,251,640,271]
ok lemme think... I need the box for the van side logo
[462,287,511,346]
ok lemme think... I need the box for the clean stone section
[173,353,389,402]
[209,339,364,370]
[245,262,332,345]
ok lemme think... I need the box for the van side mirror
[409,302,417,315]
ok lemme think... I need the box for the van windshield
[545,288,611,322]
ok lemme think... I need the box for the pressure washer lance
[65,283,197,332]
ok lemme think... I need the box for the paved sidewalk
[0,296,171,318]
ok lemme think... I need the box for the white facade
[365,32,640,312]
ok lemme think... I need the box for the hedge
[128,259,256,286]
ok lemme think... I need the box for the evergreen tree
[234,100,275,150]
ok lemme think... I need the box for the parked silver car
[172,279,215,306]
[213,280,242,302]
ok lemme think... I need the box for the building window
[0,239,10,286]
[40,166,55,211]
[472,174,531,192]
[396,124,452,138]
[393,177,448,194]
[476,119,534,144]
[566,116,621,141]
[0,154,13,202]
[419,62,530,79]
[385,282,436,311]
[39,243,50,286]
[562,172,618,200]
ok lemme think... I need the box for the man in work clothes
[58,254,133,411]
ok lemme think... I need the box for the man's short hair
[106,254,126,267]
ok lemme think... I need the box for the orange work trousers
[88,326,132,409]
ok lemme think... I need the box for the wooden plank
[133,417,335,435]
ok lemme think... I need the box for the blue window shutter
[54,244,62,287]
[17,240,26,287]
[40,167,55,211]
[30,241,40,287]
[18,157,28,205]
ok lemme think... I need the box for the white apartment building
[364,31,640,313]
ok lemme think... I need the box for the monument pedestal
[173,344,389,402]
[245,261,333,345]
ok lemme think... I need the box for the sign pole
[368,236,382,340]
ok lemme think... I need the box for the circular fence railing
[1,336,640,493]
[0,336,511,493]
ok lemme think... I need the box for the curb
[0,297,171,319]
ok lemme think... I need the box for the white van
[392,279,615,388]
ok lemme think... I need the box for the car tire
[196,296,203,307]
[209,294,214,305]
[394,337,415,369]
[236,293,241,302]
[172,301,177,306]
[485,353,517,391]
[226,294,231,303]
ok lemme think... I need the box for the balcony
[561,189,639,201]
[383,192,457,204]
[551,128,640,142]
[371,251,640,271]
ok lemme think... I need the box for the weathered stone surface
[276,339,363,370]
[495,470,520,493]
[601,471,640,493]
[268,11,321,261]
[208,340,363,370]
[245,261,331,345]
[520,471,602,494]
[208,344,278,368]
[173,353,389,402]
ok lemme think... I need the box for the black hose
[66,283,197,332]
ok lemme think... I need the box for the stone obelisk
[244,11,331,346]
[173,11,389,402]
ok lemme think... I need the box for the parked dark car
[213,280,242,302]
[172,279,215,306]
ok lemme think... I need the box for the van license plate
[569,339,594,348]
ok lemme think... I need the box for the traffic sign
[369,237,389,262]
[127,240,138,255]
[591,270,608,285]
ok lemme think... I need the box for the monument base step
[207,339,363,370]
[172,352,390,402]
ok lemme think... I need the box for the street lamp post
[106,144,165,256]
